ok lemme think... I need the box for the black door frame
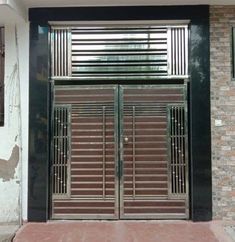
[28,5,211,222]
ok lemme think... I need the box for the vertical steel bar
[167,27,172,76]
[179,29,182,76]
[132,106,136,199]
[54,30,57,77]
[56,107,59,194]
[170,108,174,193]
[181,107,184,193]
[51,30,54,78]
[63,108,66,193]
[174,107,178,194]
[65,30,68,76]
[68,29,72,77]
[56,108,59,194]
[182,29,185,75]
[59,108,62,194]
[119,86,125,218]
[54,108,57,194]
[185,27,189,76]
[61,30,64,76]
[58,30,61,76]
[114,86,119,219]
[175,29,179,75]
[172,108,175,193]
[172,29,175,75]
[182,107,185,193]
[102,106,106,199]
[178,107,182,194]
[177,107,179,194]
[58,107,61,194]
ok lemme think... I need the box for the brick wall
[210,6,235,220]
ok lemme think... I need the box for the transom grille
[51,25,189,80]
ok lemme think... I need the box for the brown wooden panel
[124,95,183,102]
[123,155,167,161]
[124,189,167,196]
[71,183,115,189]
[124,208,185,214]
[124,163,167,169]
[124,183,167,189]
[54,201,114,208]
[71,163,115,169]
[124,169,167,175]
[123,149,167,156]
[71,176,115,183]
[71,117,114,123]
[71,149,115,156]
[71,157,115,163]
[124,200,185,207]
[71,190,115,196]
[55,95,114,103]
[54,208,115,214]
[123,89,183,95]
[56,89,113,96]
[71,169,115,176]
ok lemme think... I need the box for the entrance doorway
[51,84,188,219]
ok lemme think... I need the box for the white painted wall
[0,22,29,223]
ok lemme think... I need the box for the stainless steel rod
[102,106,106,199]
[133,106,136,199]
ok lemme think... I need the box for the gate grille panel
[53,105,70,197]
[168,105,187,197]
[51,25,188,80]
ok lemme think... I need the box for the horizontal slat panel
[124,200,185,207]
[124,190,167,196]
[71,190,115,196]
[71,27,168,79]
[71,176,115,182]
[71,183,115,189]
[54,208,115,214]
[124,176,167,182]
[124,183,167,189]
[124,208,185,214]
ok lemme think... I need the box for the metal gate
[51,84,188,219]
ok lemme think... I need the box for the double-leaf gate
[51,84,188,219]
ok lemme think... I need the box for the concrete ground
[12,221,235,242]
[0,225,19,242]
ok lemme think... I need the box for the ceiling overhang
[1,0,235,25]
[23,0,235,8]
[0,0,27,25]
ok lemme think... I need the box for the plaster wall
[0,23,29,223]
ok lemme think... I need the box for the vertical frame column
[28,23,50,222]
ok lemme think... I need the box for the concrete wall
[0,23,29,223]
[210,6,235,220]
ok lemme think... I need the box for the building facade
[0,0,234,224]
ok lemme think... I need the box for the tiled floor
[13,221,234,242]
